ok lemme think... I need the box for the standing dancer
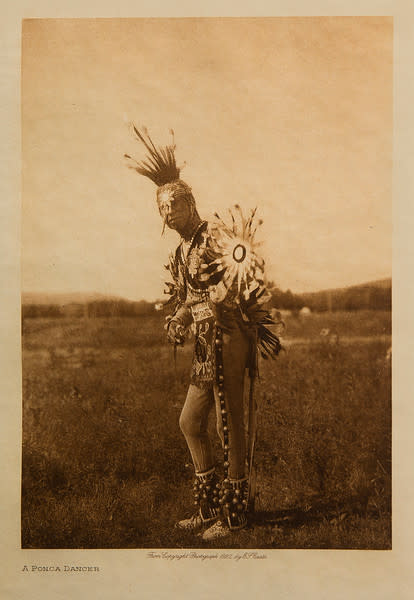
[125,127,281,540]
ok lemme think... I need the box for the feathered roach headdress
[124,125,196,233]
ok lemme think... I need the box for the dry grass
[21,312,391,549]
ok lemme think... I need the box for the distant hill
[361,277,391,289]
[299,277,391,312]
[21,292,125,305]
[323,277,392,292]
[318,278,391,294]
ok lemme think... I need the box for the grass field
[21,311,391,549]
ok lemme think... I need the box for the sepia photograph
[20,17,392,550]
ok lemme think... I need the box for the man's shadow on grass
[252,494,382,529]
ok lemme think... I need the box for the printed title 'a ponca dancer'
[125,126,282,540]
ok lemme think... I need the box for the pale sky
[21,17,392,301]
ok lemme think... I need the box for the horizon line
[21,275,392,303]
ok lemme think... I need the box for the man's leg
[202,326,250,539]
[214,336,247,481]
[176,384,220,529]
[179,384,215,474]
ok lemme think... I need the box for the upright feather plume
[124,125,180,186]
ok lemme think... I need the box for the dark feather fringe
[240,298,284,360]
[258,325,283,359]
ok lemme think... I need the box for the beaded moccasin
[201,519,230,541]
[176,467,220,531]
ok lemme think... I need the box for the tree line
[22,282,391,320]
[269,284,391,312]
[22,300,157,319]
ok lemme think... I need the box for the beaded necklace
[180,220,207,262]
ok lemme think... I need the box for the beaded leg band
[214,325,249,531]
[193,467,221,522]
[214,326,230,473]
[221,478,249,530]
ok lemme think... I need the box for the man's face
[157,188,192,234]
